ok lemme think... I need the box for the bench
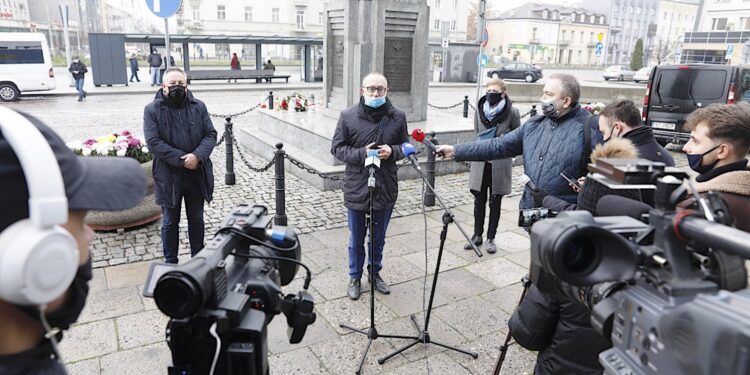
[186,69,290,83]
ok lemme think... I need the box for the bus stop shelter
[88,33,323,86]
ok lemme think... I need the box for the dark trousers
[347,207,393,279]
[129,70,140,82]
[471,163,502,240]
[161,176,205,264]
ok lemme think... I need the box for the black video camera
[143,204,316,375]
[527,159,750,375]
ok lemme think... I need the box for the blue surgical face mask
[687,144,720,174]
[364,95,386,108]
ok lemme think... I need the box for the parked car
[633,67,652,83]
[486,63,543,83]
[603,65,635,81]
[643,64,748,145]
[0,32,56,101]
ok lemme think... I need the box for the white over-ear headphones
[0,107,79,305]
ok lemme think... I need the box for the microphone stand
[339,155,415,375]
[378,155,481,365]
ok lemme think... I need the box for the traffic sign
[481,28,489,47]
[145,0,182,18]
[726,44,735,59]
[441,38,449,48]
[477,53,489,67]
[595,42,604,57]
[674,46,683,63]
[597,33,604,42]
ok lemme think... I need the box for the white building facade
[650,0,699,65]
[680,0,750,64]
[427,0,469,42]
[583,0,660,65]
[0,0,30,32]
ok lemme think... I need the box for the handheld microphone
[519,174,537,192]
[411,129,440,155]
[365,149,379,188]
[400,142,420,170]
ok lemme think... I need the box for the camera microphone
[400,142,420,169]
[596,195,653,220]
[520,174,537,191]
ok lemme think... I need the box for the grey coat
[468,96,521,195]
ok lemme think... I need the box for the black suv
[643,64,749,145]
[486,63,543,83]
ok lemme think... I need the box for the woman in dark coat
[465,78,520,254]
[129,54,140,82]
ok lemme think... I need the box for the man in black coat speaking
[331,73,408,300]
[144,67,217,264]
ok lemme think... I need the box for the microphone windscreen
[367,149,378,158]
[411,129,426,142]
[596,195,653,219]
[401,142,417,157]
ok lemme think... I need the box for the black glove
[529,187,548,208]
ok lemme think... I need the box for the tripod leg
[355,338,374,375]
[429,339,479,358]
[378,340,420,364]
[339,324,368,336]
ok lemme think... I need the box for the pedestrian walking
[229,52,240,83]
[129,54,140,83]
[68,56,88,102]
[147,49,163,86]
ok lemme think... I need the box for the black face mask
[486,92,503,107]
[167,85,186,104]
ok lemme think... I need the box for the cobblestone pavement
[6,88,689,375]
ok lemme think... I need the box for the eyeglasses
[364,86,387,95]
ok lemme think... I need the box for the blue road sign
[145,0,182,18]
[477,53,489,67]
[595,42,604,57]
[726,44,735,59]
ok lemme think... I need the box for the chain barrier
[208,95,270,119]
[427,101,464,110]
[227,131,277,172]
[284,154,342,181]
[520,108,535,119]
[215,130,226,147]
[468,102,476,111]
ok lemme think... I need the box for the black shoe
[464,234,483,250]
[77,98,83,102]
[486,239,497,254]
[83,91,87,98]
[347,278,361,300]
[369,274,391,295]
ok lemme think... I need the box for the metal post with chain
[224,117,235,185]
[274,143,287,226]
[463,95,469,118]
[268,91,274,110]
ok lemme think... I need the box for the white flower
[141,146,149,153]
[82,147,92,156]
[66,140,82,150]
[115,136,128,143]
[116,148,127,157]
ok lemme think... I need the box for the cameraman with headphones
[0,108,146,374]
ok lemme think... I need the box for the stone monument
[325,0,430,122]
[241,0,474,190]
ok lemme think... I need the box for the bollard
[424,134,437,207]
[529,104,537,117]
[462,95,469,118]
[274,143,287,226]
[268,91,274,110]
[224,117,236,185]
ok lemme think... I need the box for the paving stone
[505,250,531,268]
[466,256,528,288]
[402,247,470,275]
[378,352,472,375]
[138,284,159,311]
[60,320,118,363]
[99,342,171,374]
[89,268,107,293]
[116,309,169,350]
[104,261,155,289]
[64,358,100,375]
[374,277,452,318]
[77,286,144,323]
[268,346,331,375]
[316,296,398,335]
[479,282,527,315]
[379,312,468,362]
[447,331,537,375]
[308,329,409,375]
[494,230,531,253]
[436,295,510,342]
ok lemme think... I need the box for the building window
[319,11,324,25]
[579,14,584,22]
[451,20,456,31]
[742,17,750,30]
[580,32,584,43]
[712,17,728,30]
[296,10,304,29]
[600,16,605,24]
[590,15,594,23]
[532,27,538,39]
[193,9,200,20]
[433,18,440,30]
[663,12,667,20]
[543,10,549,19]
[590,32,594,42]
[217,5,225,20]
[562,30,567,40]
[453,0,458,9]
[553,10,558,20]
[272,8,279,23]
[244,7,252,22]
[435,0,441,8]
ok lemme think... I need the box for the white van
[0,32,57,101]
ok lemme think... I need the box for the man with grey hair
[436,73,602,210]
[331,72,408,300]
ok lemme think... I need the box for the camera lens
[154,273,203,319]
[562,236,598,274]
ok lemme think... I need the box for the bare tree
[651,38,680,65]
[466,0,479,41]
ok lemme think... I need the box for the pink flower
[127,138,141,147]
[83,139,96,146]
[121,131,131,136]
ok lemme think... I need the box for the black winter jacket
[68,61,87,80]
[621,126,674,166]
[143,90,217,209]
[331,99,408,211]
[509,284,611,375]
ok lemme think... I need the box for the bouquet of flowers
[582,102,606,115]
[67,131,153,164]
